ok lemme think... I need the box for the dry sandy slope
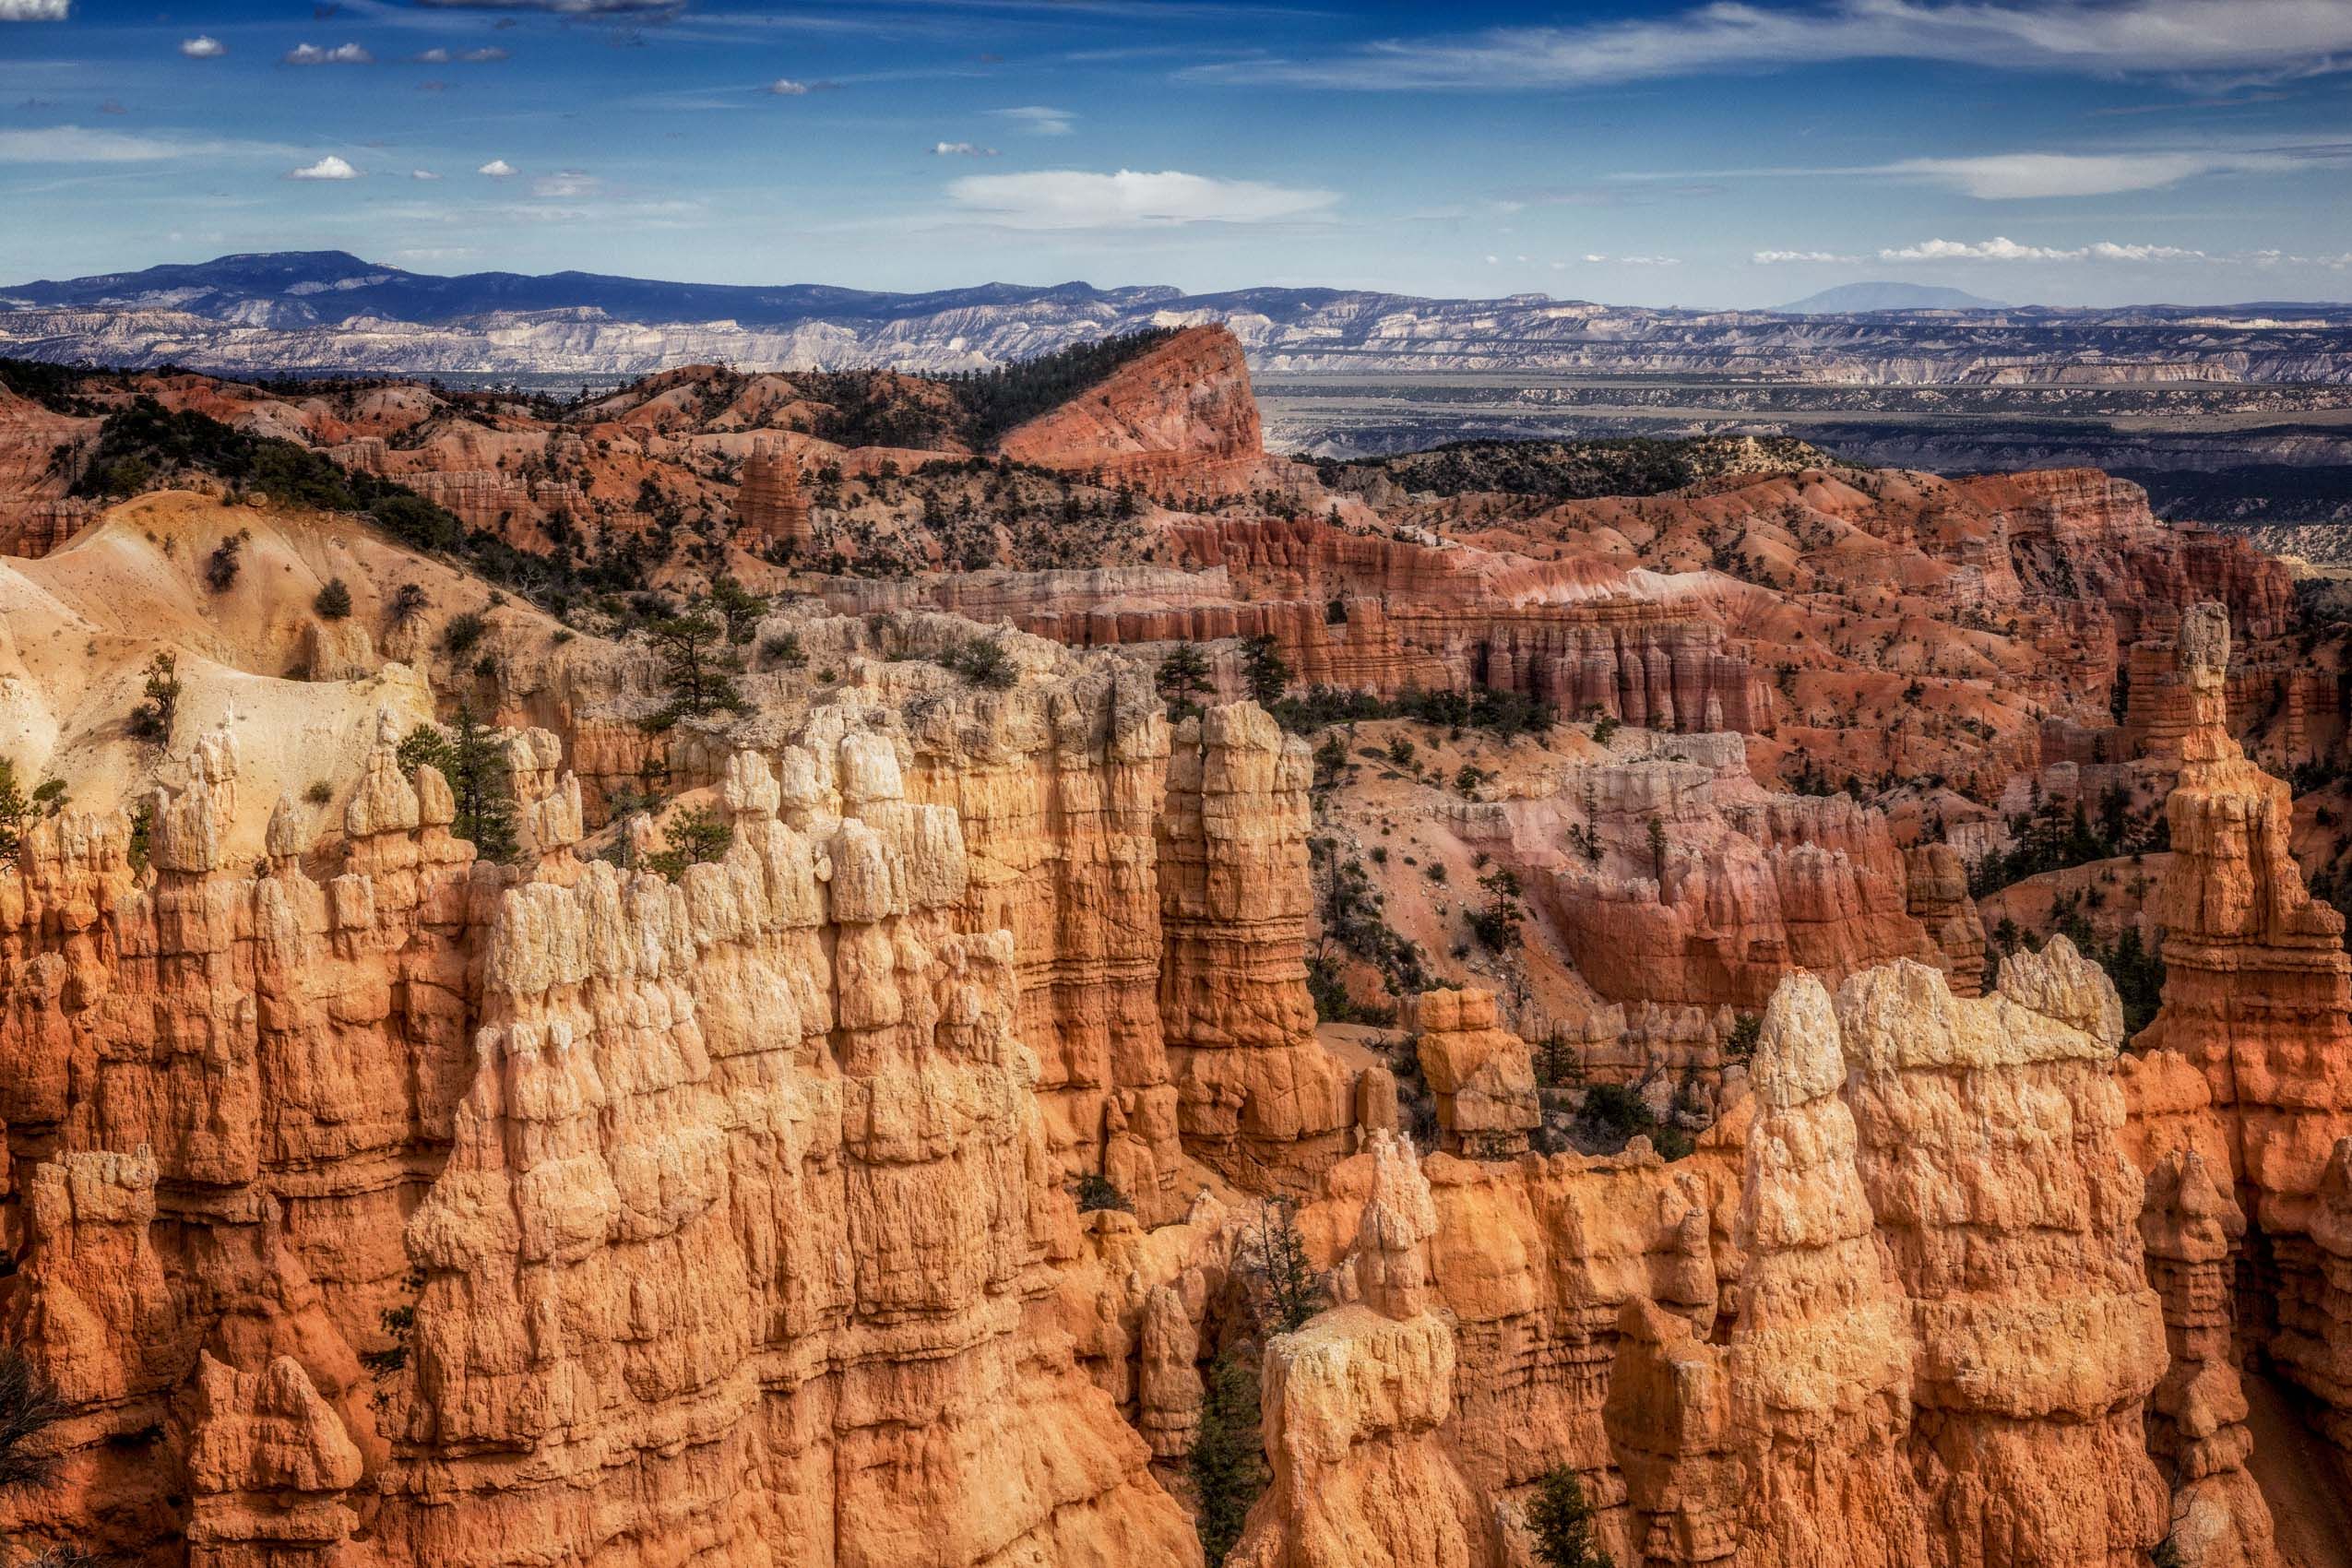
[0,491,508,851]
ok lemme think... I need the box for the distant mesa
[1776,281,2008,314]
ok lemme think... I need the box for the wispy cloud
[992,104,1075,136]
[945,167,1336,229]
[284,42,374,65]
[1879,236,2209,261]
[1614,141,2352,199]
[411,168,441,180]
[1753,249,1863,264]
[0,125,296,163]
[1193,0,2352,90]
[932,141,997,157]
[1883,148,2312,197]
[767,77,810,96]
[288,154,362,181]
[179,35,227,59]
[533,168,598,196]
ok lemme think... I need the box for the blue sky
[4,0,2351,306]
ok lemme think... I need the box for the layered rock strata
[1158,704,1357,1195]
[0,722,1200,1566]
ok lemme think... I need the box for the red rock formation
[2133,600,2352,1447]
[899,666,1188,1220]
[1462,731,1942,1066]
[1410,989,1538,1158]
[1158,704,1358,1195]
[1230,1132,1490,1568]
[0,723,1199,1566]
[1903,841,1988,995]
[997,325,1267,496]
[734,435,814,553]
[0,385,96,557]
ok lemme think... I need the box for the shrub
[314,576,352,620]
[1074,1173,1131,1214]
[0,1345,65,1492]
[390,582,429,624]
[304,779,332,805]
[396,706,517,861]
[1244,1197,1323,1335]
[442,612,488,656]
[761,631,807,668]
[0,760,66,861]
[1725,1013,1763,1061]
[937,636,1016,691]
[643,611,748,731]
[1156,642,1213,717]
[205,532,244,592]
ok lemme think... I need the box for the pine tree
[131,651,183,744]
[1524,1465,1613,1568]
[1241,634,1290,707]
[1246,1198,1324,1335]
[1157,642,1214,718]
[315,576,353,620]
[645,610,746,731]
[401,706,519,861]
[445,705,518,861]
[1188,1349,1268,1568]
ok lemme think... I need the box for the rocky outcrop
[0,719,1199,1566]
[1903,842,1988,996]
[2138,1148,2275,1568]
[1230,1132,1489,1568]
[1836,947,2171,1568]
[735,435,813,553]
[2132,601,2352,1450]
[998,325,1266,496]
[1246,945,2177,1568]
[899,666,1189,1218]
[1722,971,1922,1567]
[1158,704,1356,1195]
[1410,989,1538,1158]
[1459,731,1942,1068]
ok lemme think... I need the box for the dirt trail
[2245,1372,2352,1568]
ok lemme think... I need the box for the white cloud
[415,48,452,64]
[284,42,374,65]
[1878,235,2209,261]
[932,141,997,158]
[1196,0,2352,89]
[945,168,1336,229]
[287,155,361,182]
[411,169,441,180]
[478,158,517,177]
[767,78,809,96]
[0,125,291,163]
[179,35,227,59]
[992,105,1075,136]
[1753,249,1865,264]
[463,47,509,63]
[1885,149,2305,198]
[0,0,71,18]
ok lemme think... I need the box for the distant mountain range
[1776,282,2005,313]
[7,251,2352,385]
